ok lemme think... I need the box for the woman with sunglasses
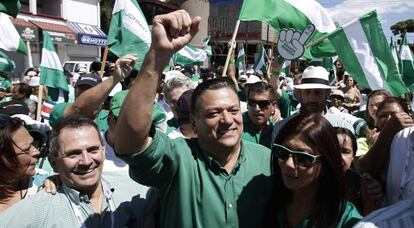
[0,115,48,213]
[265,114,361,227]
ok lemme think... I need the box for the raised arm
[63,55,136,118]
[115,10,200,155]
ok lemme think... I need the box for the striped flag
[239,0,337,58]
[173,44,208,66]
[0,13,27,54]
[0,0,21,17]
[236,46,246,73]
[390,37,400,68]
[107,0,151,71]
[40,31,69,102]
[0,51,15,72]
[328,11,408,97]
[203,35,212,56]
[254,44,267,72]
[399,33,414,90]
[41,100,56,124]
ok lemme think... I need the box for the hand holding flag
[113,54,137,81]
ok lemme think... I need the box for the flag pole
[99,46,109,78]
[267,34,279,77]
[222,20,241,76]
[36,85,44,121]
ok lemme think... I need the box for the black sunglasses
[272,144,322,167]
[247,99,273,109]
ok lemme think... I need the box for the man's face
[299,89,330,114]
[166,86,187,118]
[375,103,403,130]
[51,126,104,192]
[192,88,243,151]
[11,85,24,100]
[247,90,275,128]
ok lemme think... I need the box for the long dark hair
[0,116,26,200]
[265,114,346,227]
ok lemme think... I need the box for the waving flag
[254,44,267,72]
[203,35,212,56]
[40,31,69,102]
[236,46,246,73]
[107,0,151,70]
[0,51,15,72]
[399,33,414,90]
[0,13,27,54]
[172,44,208,66]
[0,0,21,17]
[239,0,336,58]
[328,11,408,97]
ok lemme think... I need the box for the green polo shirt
[119,129,273,228]
[242,112,274,148]
[276,201,361,227]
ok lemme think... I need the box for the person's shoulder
[242,140,271,157]
[49,102,71,126]
[361,197,414,223]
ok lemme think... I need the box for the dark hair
[0,117,26,199]
[176,89,194,124]
[49,115,102,158]
[365,89,391,128]
[266,114,346,227]
[247,82,276,101]
[376,97,403,115]
[191,77,238,115]
[17,83,32,98]
[335,127,357,156]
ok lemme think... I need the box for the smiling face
[50,126,104,192]
[247,90,275,128]
[278,134,321,192]
[11,126,40,177]
[192,88,243,153]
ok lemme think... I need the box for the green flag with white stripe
[254,44,267,72]
[0,0,21,17]
[390,37,400,69]
[40,31,69,102]
[173,44,208,66]
[0,13,27,55]
[107,0,151,71]
[328,11,408,97]
[399,33,414,90]
[236,46,246,73]
[239,0,337,58]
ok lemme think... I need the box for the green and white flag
[328,11,408,97]
[399,33,414,90]
[173,44,207,66]
[236,46,246,73]
[0,51,15,72]
[254,44,267,72]
[0,0,21,17]
[0,13,27,54]
[40,31,69,102]
[390,37,400,68]
[239,0,337,58]
[107,0,151,71]
[203,35,212,56]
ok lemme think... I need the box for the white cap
[27,76,40,87]
[245,75,262,85]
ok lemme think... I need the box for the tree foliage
[391,19,414,35]
[100,0,115,34]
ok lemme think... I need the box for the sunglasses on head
[247,99,273,109]
[272,144,322,167]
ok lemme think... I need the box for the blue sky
[318,0,414,42]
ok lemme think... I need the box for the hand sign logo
[277,24,315,60]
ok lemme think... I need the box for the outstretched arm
[115,10,201,155]
[63,55,136,118]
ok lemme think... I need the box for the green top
[0,178,157,228]
[0,76,12,91]
[96,109,109,132]
[241,111,274,148]
[278,90,296,118]
[165,117,179,134]
[277,202,361,228]
[118,129,273,228]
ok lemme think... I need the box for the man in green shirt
[242,81,276,148]
[115,10,272,228]
[0,116,157,227]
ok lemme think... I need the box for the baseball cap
[74,73,102,88]
[0,100,29,116]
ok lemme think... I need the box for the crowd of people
[1,9,414,227]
